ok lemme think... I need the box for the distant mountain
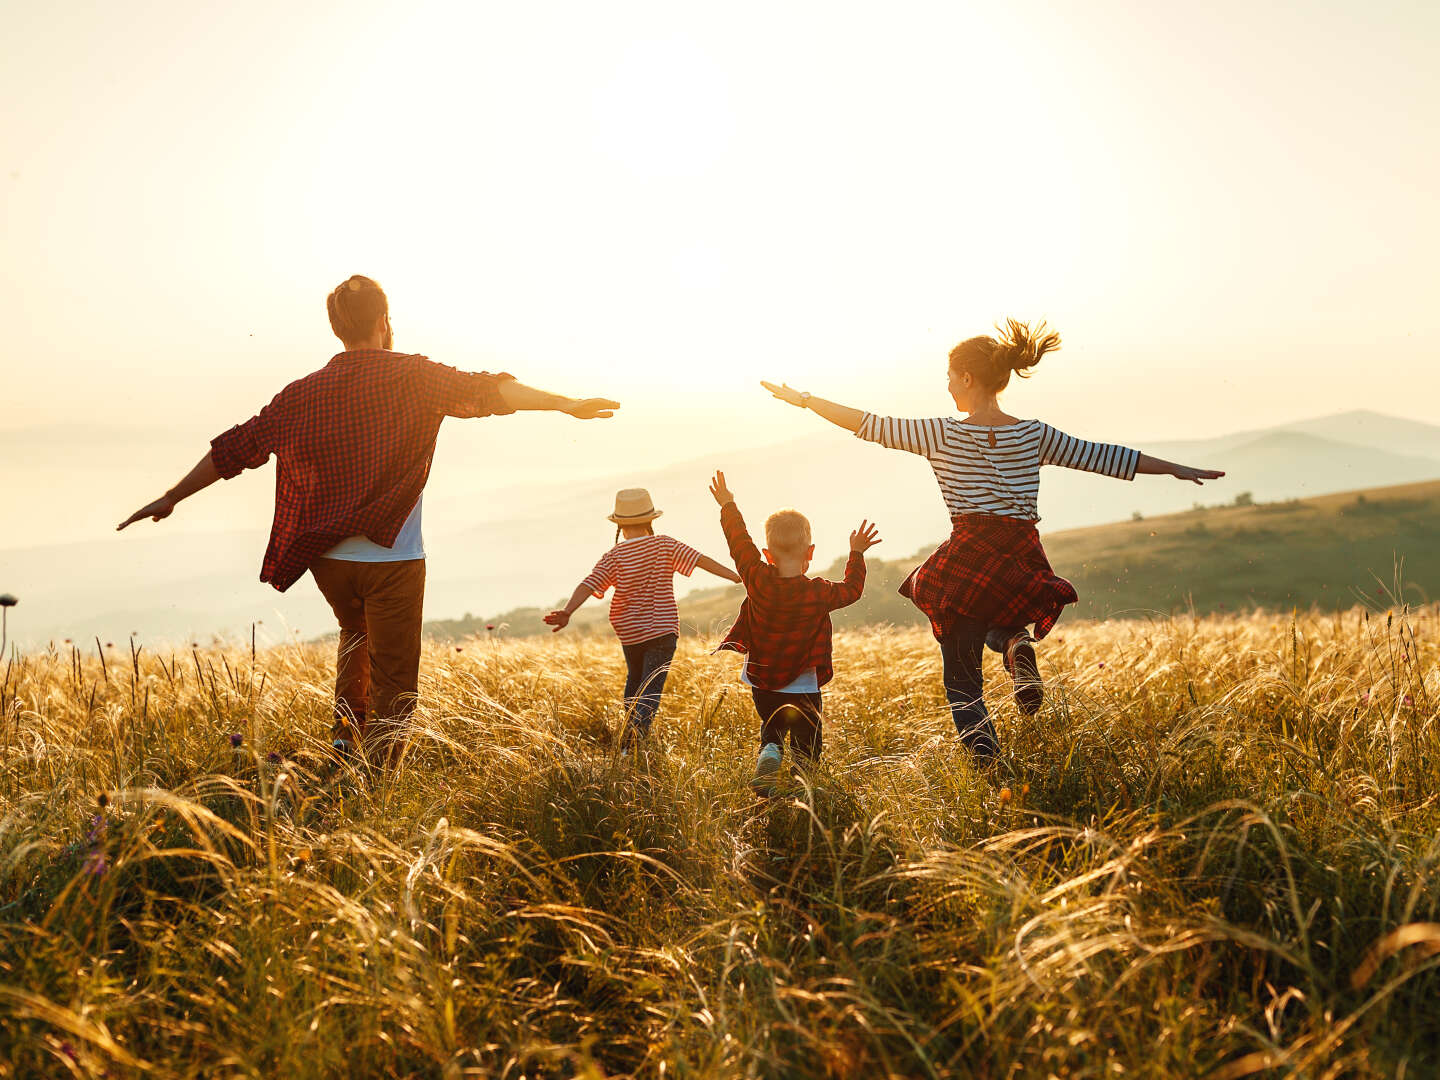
[5,411,1439,650]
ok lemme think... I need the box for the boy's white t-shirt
[741,663,820,694]
[321,496,425,562]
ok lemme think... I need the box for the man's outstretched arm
[117,451,221,529]
[497,379,619,419]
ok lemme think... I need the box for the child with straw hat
[546,488,740,747]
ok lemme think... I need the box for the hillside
[431,479,1440,639]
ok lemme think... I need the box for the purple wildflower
[83,851,109,876]
[229,733,243,748]
[266,751,282,764]
[1404,694,1414,708]
[1097,662,1106,669]
[59,1042,77,1062]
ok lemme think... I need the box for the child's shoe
[1002,631,1044,715]
[750,742,784,796]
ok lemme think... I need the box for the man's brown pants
[311,557,426,765]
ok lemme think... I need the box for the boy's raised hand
[543,609,570,632]
[850,519,882,553]
[708,470,735,507]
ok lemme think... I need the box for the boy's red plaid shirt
[209,350,514,591]
[900,513,1078,641]
[715,501,866,690]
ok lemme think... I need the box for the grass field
[2,607,1439,1078]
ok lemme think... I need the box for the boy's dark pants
[751,689,823,759]
[939,615,1022,762]
[311,557,426,764]
[621,632,678,736]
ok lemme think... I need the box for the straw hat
[607,488,663,524]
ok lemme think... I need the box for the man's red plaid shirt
[209,350,515,591]
[715,501,866,690]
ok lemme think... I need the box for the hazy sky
[3,0,1438,545]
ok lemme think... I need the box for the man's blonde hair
[764,509,812,555]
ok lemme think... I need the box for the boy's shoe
[750,743,784,797]
[1002,631,1044,715]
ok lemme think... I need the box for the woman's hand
[849,519,882,553]
[543,609,571,632]
[760,381,809,408]
[563,398,621,420]
[1172,464,1226,485]
[709,470,735,506]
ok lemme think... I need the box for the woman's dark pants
[621,632,679,737]
[939,616,1022,762]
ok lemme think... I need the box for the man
[119,275,619,764]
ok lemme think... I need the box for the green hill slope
[427,479,1440,640]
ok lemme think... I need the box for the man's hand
[1173,464,1225,485]
[543,609,571,632]
[760,380,807,408]
[118,495,176,531]
[709,470,735,507]
[563,398,621,420]
[849,519,882,553]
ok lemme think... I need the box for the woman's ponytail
[949,318,1061,392]
[995,318,1061,379]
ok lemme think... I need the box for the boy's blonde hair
[764,509,812,555]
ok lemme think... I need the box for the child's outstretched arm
[709,470,766,590]
[544,583,594,632]
[695,555,742,584]
[1136,454,1225,485]
[760,381,865,433]
[823,519,881,609]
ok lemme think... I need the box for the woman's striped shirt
[855,413,1140,521]
[580,534,702,645]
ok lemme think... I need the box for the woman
[761,319,1223,761]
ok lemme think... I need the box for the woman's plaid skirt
[899,513,1077,641]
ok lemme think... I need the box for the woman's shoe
[1003,631,1044,715]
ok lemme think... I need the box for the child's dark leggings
[621,632,678,736]
[751,689,823,759]
[939,616,1023,762]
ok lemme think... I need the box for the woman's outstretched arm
[1136,454,1226,485]
[760,381,865,433]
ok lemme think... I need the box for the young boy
[707,470,881,795]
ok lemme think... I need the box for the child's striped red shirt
[581,535,702,645]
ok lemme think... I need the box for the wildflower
[1021,784,1031,797]
[999,787,1013,803]
[486,624,495,631]
[83,851,109,876]
[266,751,282,764]
[1098,662,1106,669]
[1404,694,1414,708]
[1361,691,1371,704]
[59,1042,77,1062]
[455,646,463,653]
[229,733,243,748]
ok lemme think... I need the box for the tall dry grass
[1,607,1438,1078]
